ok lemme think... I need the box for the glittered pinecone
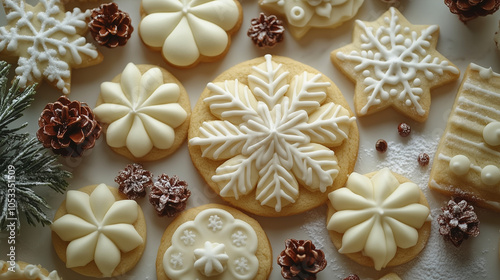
[149,175,191,217]
[37,96,101,157]
[247,13,284,48]
[89,3,134,47]
[115,163,153,200]
[445,0,500,22]
[437,199,480,247]
[277,239,327,280]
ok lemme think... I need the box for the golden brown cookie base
[326,171,431,269]
[96,64,191,162]
[188,55,359,217]
[52,185,147,277]
[155,203,272,280]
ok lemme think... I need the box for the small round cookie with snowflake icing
[0,261,61,280]
[189,54,359,216]
[156,204,272,280]
[94,63,191,161]
[326,168,431,270]
[51,184,147,277]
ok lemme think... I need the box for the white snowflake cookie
[259,0,365,39]
[327,168,431,270]
[138,0,242,68]
[0,261,61,280]
[0,0,103,94]
[188,54,359,216]
[51,184,147,277]
[331,7,460,122]
[156,204,272,280]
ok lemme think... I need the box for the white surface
[1,0,500,279]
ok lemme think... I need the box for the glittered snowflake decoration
[331,7,459,122]
[190,54,356,213]
[0,0,102,94]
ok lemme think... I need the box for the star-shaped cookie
[331,7,459,122]
[0,0,103,94]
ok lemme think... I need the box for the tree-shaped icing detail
[327,168,430,270]
[0,0,101,94]
[335,7,459,118]
[51,184,143,277]
[190,54,355,212]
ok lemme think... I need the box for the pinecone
[247,13,284,48]
[149,175,191,217]
[444,0,500,23]
[277,239,327,280]
[437,199,480,247]
[88,3,134,48]
[37,96,101,157]
[115,163,153,200]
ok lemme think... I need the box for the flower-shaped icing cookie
[259,0,365,39]
[139,0,242,67]
[327,168,430,270]
[51,184,146,277]
[331,7,460,122]
[94,63,190,161]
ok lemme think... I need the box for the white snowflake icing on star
[336,7,459,116]
[170,252,184,269]
[0,0,100,94]
[208,215,223,232]
[181,230,196,246]
[190,54,355,212]
[234,257,250,274]
[231,230,247,247]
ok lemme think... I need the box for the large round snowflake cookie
[188,54,359,216]
[156,204,272,280]
[51,184,147,277]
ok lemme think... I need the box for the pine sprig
[0,61,71,231]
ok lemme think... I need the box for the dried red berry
[398,122,411,137]
[375,139,388,152]
[418,153,430,166]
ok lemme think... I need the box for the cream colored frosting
[51,184,143,277]
[94,63,187,158]
[189,54,355,212]
[481,165,500,186]
[449,154,471,176]
[483,121,500,146]
[163,208,259,279]
[0,261,61,280]
[327,168,430,270]
[139,0,240,67]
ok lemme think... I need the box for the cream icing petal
[126,115,153,158]
[93,104,130,124]
[139,113,175,149]
[142,0,183,13]
[101,224,143,252]
[384,204,430,228]
[371,168,399,203]
[187,14,229,57]
[382,182,421,208]
[339,216,375,253]
[162,17,200,67]
[99,82,132,107]
[120,63,142,104]
[190,0,239,30]
[327,209,374,233]
[141,83,181,107]
[94,233,121,277]
[328,188,374,211]
[65,190,96,224]
[138,67,164,105]
[89,184,115,223]
[364,219,397,270]
[106,114,134,148]
[101,200,139,225]
[384,217,419,249]
[138,104,187,127]
[65,231,99,268]
[140,13,182,48]
[346,172,374,199]
[51,214,97,241]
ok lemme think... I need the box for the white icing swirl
[483,121,500,146]
[51,184,143,277]
[139,0,240,67]
[327,168,430,270]
[163,208,258,280]
[0,261,61,280]
[94,63,187,158]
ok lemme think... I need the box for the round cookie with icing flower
[156,204,272,280]
[0,261,61,280]
[326,168,431,270]
[138,0,243,68]
[51,184,147,277]
[94,63,190,161]
[188,54,359,216]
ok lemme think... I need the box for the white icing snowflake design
[0,0,100,94]
[231,230,247,247]
[234,257,250,274]
[181,230,196,246]
[208,215,223,232]
[170,252,184,269]
[190,54,355,212]
[335,7,459,118]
